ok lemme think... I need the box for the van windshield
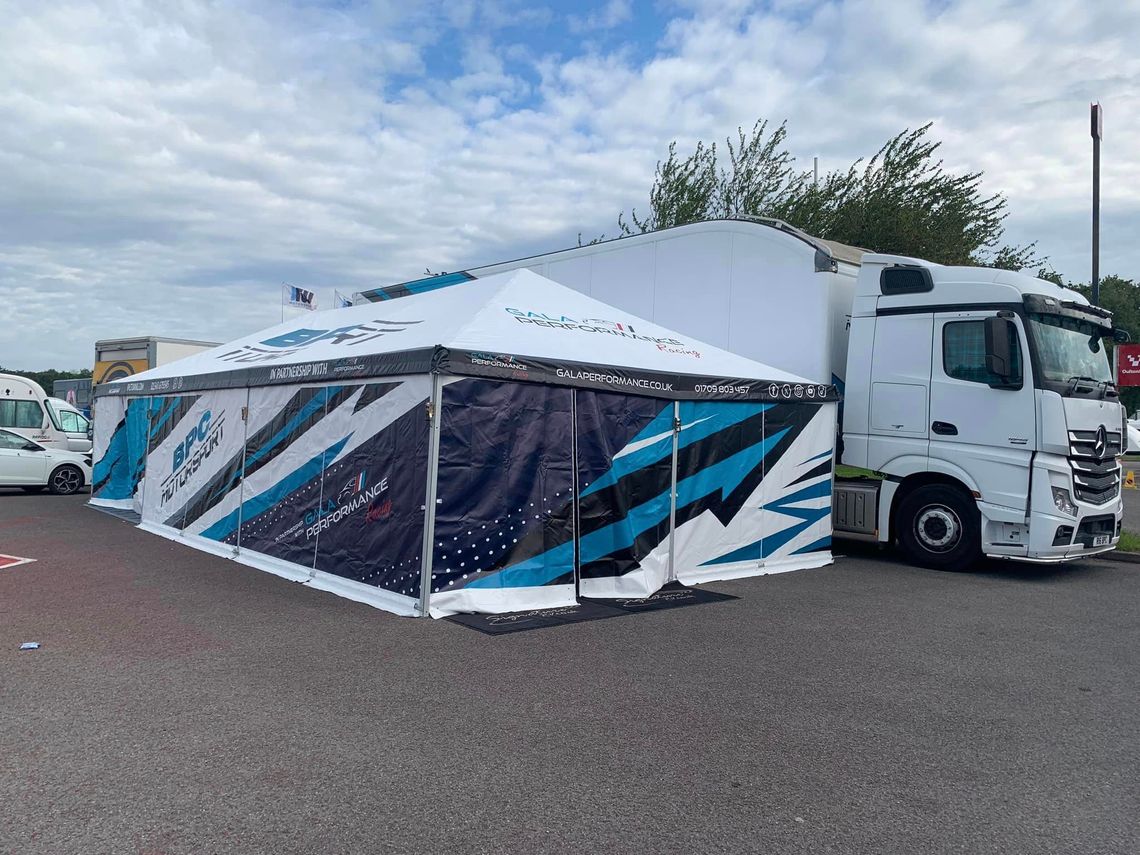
[1026,312,1113,384]
[46,400,90,434]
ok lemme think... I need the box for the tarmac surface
[1,490,1138,854]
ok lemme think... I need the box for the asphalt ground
[1,490,1138,855]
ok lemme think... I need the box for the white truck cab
[841,256,1124,567]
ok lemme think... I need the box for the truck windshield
[1027,312,1113,384]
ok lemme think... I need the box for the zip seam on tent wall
[417,375,443,617]
[668,401,680,582]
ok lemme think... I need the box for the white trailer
[357,218,1128,570]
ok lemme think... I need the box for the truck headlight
[1052,486,1077,516]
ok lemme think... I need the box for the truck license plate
[1092,534,1110,547]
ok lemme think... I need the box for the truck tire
[48,465,84,496]
[897,483,981,572]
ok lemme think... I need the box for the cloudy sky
[2,0,1137,369]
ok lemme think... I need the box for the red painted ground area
[0,553,35,569]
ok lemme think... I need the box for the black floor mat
[446,583,737,635]
[591,581,739,614]
[87,504,142,525]
[446,599,627,635]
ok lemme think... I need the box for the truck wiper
[1066,376,1115,398]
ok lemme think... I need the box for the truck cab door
[863,311,933,470]
[929,312,1036,511]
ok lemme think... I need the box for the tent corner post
[417,375,444,618]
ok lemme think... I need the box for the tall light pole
[1091,102,1103,305]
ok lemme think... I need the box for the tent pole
[233,387,250,557]
[310,387,329,577]
[139,397,151,518]
[417,375,443,618]
[571,390,581,601]
[668,402,680,582]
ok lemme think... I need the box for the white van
[45,397,93,452]
[0,374,93,452]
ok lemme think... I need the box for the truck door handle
[932,421,958,436]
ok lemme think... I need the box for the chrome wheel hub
[915,505,961,552]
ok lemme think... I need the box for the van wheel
[48,465,84,496]
[897,484,981,572]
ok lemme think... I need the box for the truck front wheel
[897,484,981,572]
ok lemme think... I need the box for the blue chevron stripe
[467,424,789,590]
[676,402,770,451]
[579,405,674,498]
[700,478,832,566]
[199,434,352,542]
[245,387,340,471]
[793,535,831,555]
[466,486,671,590]
[675,428,788,506]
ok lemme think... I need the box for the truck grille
[1069,456,1121,505]
[1068,428,1122,460]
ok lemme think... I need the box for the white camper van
[0,374,93,452]
[356,219,1128,570]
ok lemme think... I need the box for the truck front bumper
[1022,453,1123,560]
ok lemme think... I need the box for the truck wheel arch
[888,472,978,544]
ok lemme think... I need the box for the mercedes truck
[354,219,1127,570]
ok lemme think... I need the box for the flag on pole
[285,285,316,310]
[334,290,352,309]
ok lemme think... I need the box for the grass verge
[1117,531,1140,553]
[835,465,882,480]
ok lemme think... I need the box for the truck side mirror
[984,316,1011,377]
[984,316,1022,389]
[1113,327,1131,343]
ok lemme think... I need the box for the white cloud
[1,0,1138,369]
[569,0,634,34]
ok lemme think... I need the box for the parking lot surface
[2,491,1138,854]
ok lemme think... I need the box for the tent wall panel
[429,378,575,617]
[670,401,772,583]
[672,401,835,583]
[574,390,675,598]
[226,384,342,570]
[755,402,835,570]
[312,379,431,597]
[90,395,131,507]
[139,389,248,534]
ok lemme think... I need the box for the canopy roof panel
[100,270,836,403]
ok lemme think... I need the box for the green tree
[0,367,92,392]
[617,121,1041,269]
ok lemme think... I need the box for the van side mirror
[1113,327,1131,343]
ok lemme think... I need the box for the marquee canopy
[98,269,838,404]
